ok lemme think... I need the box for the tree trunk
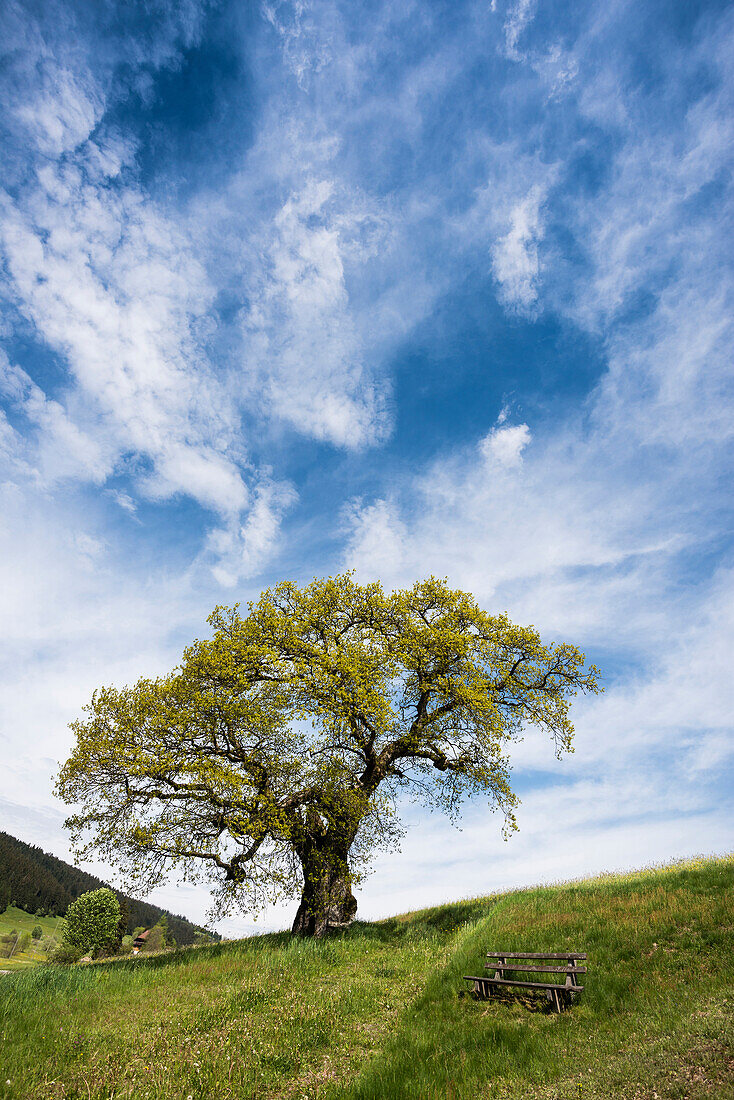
[291,849,358,937]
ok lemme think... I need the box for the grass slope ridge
[0,830,216,945]
[0,856,731,1100]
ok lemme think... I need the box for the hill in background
[0,830,218,945]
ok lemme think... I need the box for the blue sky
[1,0,732,934]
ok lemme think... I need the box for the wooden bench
[464,951,587,1012]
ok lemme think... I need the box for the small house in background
[132,929,150,955]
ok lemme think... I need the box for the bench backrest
[486,952,586,981]
[486,952,586,960]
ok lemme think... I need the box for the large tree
[57,575,600,937]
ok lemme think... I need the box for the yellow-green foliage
[0,855,731,1100]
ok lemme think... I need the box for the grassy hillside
[0,856,731,1100]
[0,907,63,972]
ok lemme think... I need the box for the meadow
[0,907,62,972]
[0,855,731,1100]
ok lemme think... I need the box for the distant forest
[0,831,219,944]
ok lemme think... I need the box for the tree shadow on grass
[344,897,497,945]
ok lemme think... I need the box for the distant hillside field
[0,855,731,1100]
[0,907,63,972]
[0,831,217,947]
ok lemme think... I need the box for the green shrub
[62,888,121,958]
[31,925,43,940]
[49,940,85,965]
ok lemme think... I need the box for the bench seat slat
[485,952,586,960]
[484,964,586,974]
[464,976,584,992]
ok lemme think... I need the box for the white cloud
[503,0,537,62]
[595,277,734,452]
[241,178,391,447]
[565,40,734,333]
[340,498,409,580]
[501,0,578,96]
[456,148,559,312]
[491,185,546,310]
[0,160,256,514]
[207,478,298,586]
[109,489,138,515]
[141,446,249,517]
[0,358,113,485]
[0,0,284,585]
[0,474,271,817]
[479,421,531,468]
[578,569,734,758]
[262,0,333,88]
[15,65,104,157]
[342,422,673,649]
[0,145,295,580]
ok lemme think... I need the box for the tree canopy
[57,575,600,936]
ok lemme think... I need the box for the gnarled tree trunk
[292,835,358,937]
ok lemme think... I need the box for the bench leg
[473,979,495,999]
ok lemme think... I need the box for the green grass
[0,856,732,1100]
[0,907,63,971]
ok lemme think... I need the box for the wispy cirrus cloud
[0,358,112,485]
[241,177,391,447]
[0,0,301,581]
[0,155,252,514]
[503,0,537,62]
[261,0,334,88]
